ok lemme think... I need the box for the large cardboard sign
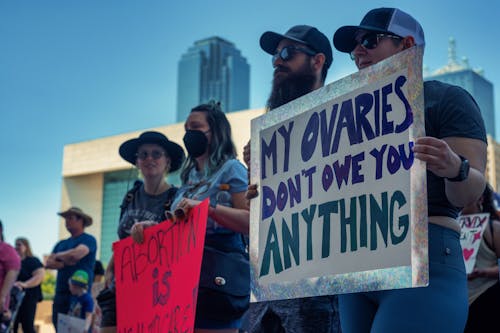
[114,200,208,333]
[459,213,489,273]
[250,46,428,301]
[57,313,85,333]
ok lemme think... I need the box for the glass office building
[424,38,496,138]
[177,37,250,122]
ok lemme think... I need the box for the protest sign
[57,313,85,333]
[249,46,428,301]
[114,200,208,333]
[459,213,489,273]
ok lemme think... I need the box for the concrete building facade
[59,109,263,264]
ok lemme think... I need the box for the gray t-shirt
[117,184,177,239]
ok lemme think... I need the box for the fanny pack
[196,245,250,321]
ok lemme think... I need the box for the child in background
[68,270,94,333]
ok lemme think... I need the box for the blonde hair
[15,237,34,257]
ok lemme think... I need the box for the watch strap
[446,155,469,182]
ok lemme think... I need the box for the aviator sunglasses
[272,45,317,64]
[136,150,166,160]
[350,32,402,59]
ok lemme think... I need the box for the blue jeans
[339,223,468,333]
[52,292,71,331]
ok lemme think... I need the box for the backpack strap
[163,187,178,212]
[120,180,143,219]
[120,182,178,220]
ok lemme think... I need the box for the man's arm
[54,244,90,265]
[45,253,64,270]
[443,137,486,207]
[48,244,90,267]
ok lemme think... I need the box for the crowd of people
[1,6,499,333]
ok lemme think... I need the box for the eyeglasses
[350,33,402,59]
[272,45,317,64]
[136,150,166,160]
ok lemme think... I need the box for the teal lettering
[259,219,283,277]
[282,213,300,269]
[301,205,317,261]
[369,192,389,250]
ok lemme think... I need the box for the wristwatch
[446,155,470,182]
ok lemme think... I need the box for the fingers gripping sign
[131,221,157,244]
[243,140,251,169]
[413,136,462,179]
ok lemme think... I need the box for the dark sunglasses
[136,150,166,160]
[272,45,317,64]
[350,33,402,59]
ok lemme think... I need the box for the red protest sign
[113,199,208,333]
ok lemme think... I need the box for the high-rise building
[177,37,250,122]
[424,38,496,138]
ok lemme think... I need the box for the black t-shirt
[18,256,43,302]
[94,260,104,276]
[424,80,487,218]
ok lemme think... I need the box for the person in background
[68,270,94,333]
[168,100,250,332]
[0,220,21,327]
[13,237,45,333]
[93,260,104,283]
[46,207,97,331]
[98,131,184,333]
[244,25,341,333]
[333,7,487,332]
[463,183,500,332]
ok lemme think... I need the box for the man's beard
[266,63,316,111]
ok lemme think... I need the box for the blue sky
[1,0,498,258]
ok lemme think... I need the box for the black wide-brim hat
[119,131,185,172]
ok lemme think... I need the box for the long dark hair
[181,100,237,183]
[482,184,500,221]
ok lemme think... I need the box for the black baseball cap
[334,8,425,53]
[260,25,333,69]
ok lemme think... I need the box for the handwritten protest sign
[459,213,489,273]
[114,200,208,333]
[249,46,428,301]
[57,313,85,333]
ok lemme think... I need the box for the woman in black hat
[98,131,185,333]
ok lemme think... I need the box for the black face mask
[183,130,208,158]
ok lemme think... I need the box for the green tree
[41,271,55,300]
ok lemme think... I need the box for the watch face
[461,158,470,179]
